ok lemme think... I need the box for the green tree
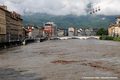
[96,28,108,36]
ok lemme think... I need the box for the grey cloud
[1,0,120,16]
[0,0,4,4]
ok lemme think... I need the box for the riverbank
[100,35,120,42]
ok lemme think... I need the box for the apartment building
[0,5,23,43]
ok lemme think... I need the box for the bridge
[56,36,100,40]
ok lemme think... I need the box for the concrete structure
[108,17,120,37]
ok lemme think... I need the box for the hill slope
[22,13,116,28]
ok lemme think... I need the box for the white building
[68,27,78,36]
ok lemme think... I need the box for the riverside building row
[0,5,23,43]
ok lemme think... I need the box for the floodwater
[0,39,120,80]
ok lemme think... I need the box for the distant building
[108,17,120,37]
[77,28,98,36]
[38,27,44,37]
[57,28,65,37]
[85,28,94,36]
[57,28,68,37]
[64,29,68,36]
[24,26,40,39]
[68,27,78,36]
[31,27,39,39]
[43,22,57,38]
[77,28,85,36]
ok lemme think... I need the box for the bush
[100,35,114,40]
[113,37,120,41]
[96,28,108,36]
[100,35,120,42]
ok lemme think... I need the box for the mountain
[22,13,116,29]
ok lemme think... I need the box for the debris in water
[51,60,80,64]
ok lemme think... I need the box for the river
[0,39,120,80]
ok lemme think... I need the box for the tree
[96,28,108,36]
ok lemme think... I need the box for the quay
[0,36,100,49]
[0,41,21,49]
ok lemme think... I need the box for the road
[0,39,120,80]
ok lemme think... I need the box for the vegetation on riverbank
[100,35,120,41]
[96,28,120,42]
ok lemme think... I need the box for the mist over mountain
[1,0,120,28]
[22,13,116,29]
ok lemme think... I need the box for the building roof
[0,5,22,20]
[0,5,9,12]
[116,16,120,19]
[109,23,120,28]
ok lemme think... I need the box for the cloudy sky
[0,0,120,16]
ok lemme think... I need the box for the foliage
[96,28,108,36]
[113,37,120,41]
[100,35,114,40]
[100,35,120,42]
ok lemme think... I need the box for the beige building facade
[108,17,120,37]
[0,6,6,42]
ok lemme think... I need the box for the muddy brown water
[0,39,120,80]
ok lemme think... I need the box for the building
[57,28,68,37]
[0,5,23,43]
[23,26,40,39]
[43,22,57,38]
[77,28,85,36]
[38,27,44,37]
[77,28,98,36]
[0,5,6,42]
[85,28,95,36]
[31,27,40,38]
[57,28,65,37]
[68,27,78,36]
[108,17,120,37]
[6,11,23,42]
